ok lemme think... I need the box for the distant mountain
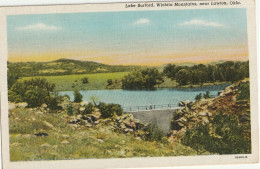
[8,58,140,77]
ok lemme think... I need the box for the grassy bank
[21,72,230,92]
[9,107,197,161]
[21,72,129,91]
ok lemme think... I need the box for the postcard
[0,0,258,168]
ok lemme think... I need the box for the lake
[59,84,231,111]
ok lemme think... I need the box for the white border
[0,1,259,169]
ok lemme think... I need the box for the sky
[7,8,248,65]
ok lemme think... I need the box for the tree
[107,79,113,86]
[74,91,83,103]
[98,102,123,118]
[122,68,164,90]
[89,96,100,106]
[8,78,59,108]
[176,69,192,86]
[203,91,211,99]
[195,93,202,101]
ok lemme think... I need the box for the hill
[8,58,139,77]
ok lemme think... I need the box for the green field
[21,72,129,91]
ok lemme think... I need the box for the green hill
[8,58,139,77]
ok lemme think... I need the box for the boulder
[69,119,80,124]
[16,102,28,108]
[34,132,48,137]
[60,140,70,144]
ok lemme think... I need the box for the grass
[9,107,197,161]
[158,77,229,89]
[21,72,129,91]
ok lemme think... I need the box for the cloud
[16,23,61,31]
[134,18,150,25]
[180,19,224,27]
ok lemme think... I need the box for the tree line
[121,61,249,89]
[163,61,249,86]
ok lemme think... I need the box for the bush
[107,79,113,86]
[237,81,250,100]
[98,102,123,118]
[144,124,165,143]
[82,77,89,84]
[74,91,83,103]
[195,93,202,102]
[203,91,211,99]
[81,103,95,115]
[66,104,75,116]
[182,113,251,154]
[8,78,59,108]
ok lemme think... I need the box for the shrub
[107,79,113,86]
[98,102,123,118]
[82,77,89,84]
[144,124,165,143]
[182,113,251,154]
[8,78,59,108]
[74,91,83,103]
[237,81,250,100]
[195,93,202,102]
[203,91,211,99]
[66,104,75,116]
[81,103,95,115]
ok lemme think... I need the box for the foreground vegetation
[170,80,251,155]
[9,103,197,161]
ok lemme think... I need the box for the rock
[60,140,70,144]
[120,123,126,129]
[41,143,51,147]
[43,121,54,128]
[76,114,82,119]
[35,111,43,115]
[41,103,48,109]
[53,145,58,149]
[34,132,48,137]
[79,107,85,112]
[240,115,250,123]
[94,120,100,125]
[82,116,92,123]
[80,101,88,106]
[198,112,208,116]
[120,150,126,157]
[178,101,193,109]
[62,134,70,138]
[23,134,32,139]
[97,139,104,143]
[90,115,98,122]
[69,119,80,124]
[85,123,92,128]
[135,137,142,141]
[11,142,21,147]
[16,102,28,108]
[8,102,16,110]
[201,116,209,124]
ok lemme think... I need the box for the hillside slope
[8,58,139,77]
[169,79,251,154]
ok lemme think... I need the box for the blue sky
[7,8,248,65]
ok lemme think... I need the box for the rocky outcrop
[169,80,251,141]
[66,110,149,139]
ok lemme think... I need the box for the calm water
[59,84,231,110]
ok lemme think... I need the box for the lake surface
[60,84,231,111]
